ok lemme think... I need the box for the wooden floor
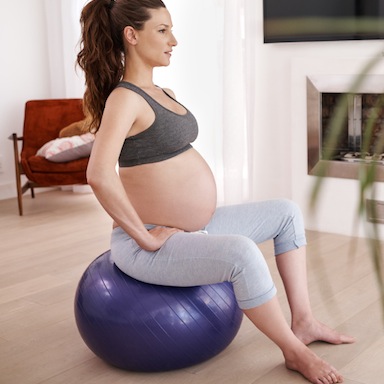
[0,190,383,384]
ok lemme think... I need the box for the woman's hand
[137,226,183,251]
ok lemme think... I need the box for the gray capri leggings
[111,199,307,310]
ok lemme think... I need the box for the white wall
[1,0,383,239]
[0,0,51,199]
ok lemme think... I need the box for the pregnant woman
[77,1,354,383]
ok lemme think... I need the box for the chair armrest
[8,133,23,141]
[8,133,23,166]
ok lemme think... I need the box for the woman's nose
[170,33,178,46]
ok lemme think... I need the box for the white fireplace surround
[307,74,384,94]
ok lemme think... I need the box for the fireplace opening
[307,75,384,180]
[322,93,384,165]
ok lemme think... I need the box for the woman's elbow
[86,163,117,190]
[86,166,104,189]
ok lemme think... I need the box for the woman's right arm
[86,88,181,251]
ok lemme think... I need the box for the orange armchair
[9,99,89,215]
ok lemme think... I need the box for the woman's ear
[123,26,138,45]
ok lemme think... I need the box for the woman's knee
[225,235,270,277]
[276,198,302,219]
[273,199,307,254]
[227,236,275,308]
[225,235,258,261]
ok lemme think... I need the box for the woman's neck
[123,64,154,89]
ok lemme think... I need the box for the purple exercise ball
[74,250,243,372]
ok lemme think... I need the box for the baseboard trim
[0,182,93,201]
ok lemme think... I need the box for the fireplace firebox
[307,75,384,181]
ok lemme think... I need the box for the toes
[341,334,356,344]
[317,376,331,384]
[316,369,343,384]
[329,371,343,383]
[329,372,338,383]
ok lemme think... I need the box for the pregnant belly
[120,149,217,231]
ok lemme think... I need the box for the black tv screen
[264,0,384,43]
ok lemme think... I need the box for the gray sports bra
[117,81,198,167]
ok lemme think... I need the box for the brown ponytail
[77,0,166,133]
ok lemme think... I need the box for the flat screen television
[264,0,384,43]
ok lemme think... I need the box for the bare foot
[285,343,344,384]
[292,317,355,345]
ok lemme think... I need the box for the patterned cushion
[36,133,94,163]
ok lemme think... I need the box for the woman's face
[133,7,178,68]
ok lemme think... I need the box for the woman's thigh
[111,227,276,308]
[205,199,307,254]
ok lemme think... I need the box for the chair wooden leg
[16,173,23,216]
[10,133,25,216]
